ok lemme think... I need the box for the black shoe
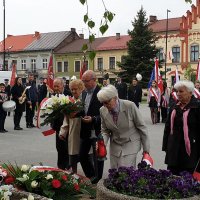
[0,130,5,133]
[3,129,8,132]
[26,124,32,128]
[14,127,23,130]
[30,124,36,128]
[90,177,99,184]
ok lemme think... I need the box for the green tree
[117,7,158,87]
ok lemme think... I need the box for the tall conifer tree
[118,7,158,87]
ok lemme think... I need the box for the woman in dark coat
[11,77,25,130]
[162,80,200,175]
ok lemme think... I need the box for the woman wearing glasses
[97,85,150,169]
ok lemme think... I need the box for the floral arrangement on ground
[39,94,84,126]
[105,161,200,199]
[0,163,95,200]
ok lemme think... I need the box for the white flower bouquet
[39,94,84,126]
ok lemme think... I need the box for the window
[172,47,180,63]
[97,58,103,71]
[190,45,199,62]
[109,57,115,69]
[42,58,48,69]
[64,61,68,72]
[75,61,80,72]
[21,60,26,70]
[157,48,164,61]
[31,59,36,73]
[57,62,62,72]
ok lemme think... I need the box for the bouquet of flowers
[39,94,84,127]
[105,161,200,199]
[1,163,95,200]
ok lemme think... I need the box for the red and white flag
[37,98,55,136]
[80,61,86,79]
[174,65,180,84]
[10,62,16,87]
[142,153,154,167]
[168,50,174,61]
[194,88,200,99]
[196,59,200,81]
[193,158,200,182]
[47,55,54,90]
[154,58,163,93]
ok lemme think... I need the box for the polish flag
[10,62,16,87]
[154,58,163,93]
[47,55,54,90]
[196,59,200,81]
[174,65,180,84]
[80,61,87,79]
[142,153,154,167]
[193,158,200,182]
[37,98,55,136]
[168,50,174,61]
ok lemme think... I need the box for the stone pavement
[0,103,166,178]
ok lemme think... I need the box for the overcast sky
[0,0,196,40]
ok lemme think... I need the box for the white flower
[45,174,53,180]
[17,174,29,182]
[28,194,35,200]
[21,165,30,172]
[3,190,12,199]
[31,180,38,188]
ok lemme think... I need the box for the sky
[0,0,196,41]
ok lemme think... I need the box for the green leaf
[89,51,96,60]
[83,14,88,23]
[81,44,88,51]
[104,11,108,18]
[89,34,95,43]
[99,24,109,35]
[79,0,86,5]
[87,20,95,29]
[108,12,114,22]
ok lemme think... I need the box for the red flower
[74,183,80,191]
[4,176,15,184]
[52,179,61,188]
[62,175,68,181]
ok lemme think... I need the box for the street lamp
[164,9,171,81]
[3,0,6,71]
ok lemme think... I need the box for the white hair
[97,84,118,102]
[174,80,194,93]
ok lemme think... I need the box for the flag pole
[3,0,6,71]
[164,9,171,81]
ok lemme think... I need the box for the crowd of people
[0,70,200,184]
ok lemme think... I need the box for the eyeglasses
[102,98,113,105]
[82,78,94,83]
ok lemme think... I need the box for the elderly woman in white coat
[59,79,85,173]
[97,85,150,169]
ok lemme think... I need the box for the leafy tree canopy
[117,7,158,87]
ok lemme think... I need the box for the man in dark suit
[114,77,127,99]
[128,78,142,108]
[51,78,71,170]
[80,70,104,183]
[4,79,11,116]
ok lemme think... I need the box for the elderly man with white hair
[97,84,150,169]
[162,80,200,175]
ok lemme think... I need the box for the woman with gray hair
[97,85,150,169]
[162,80,200,175]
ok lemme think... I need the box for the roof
[55,35,130,53]
[0,34,36,52]
[149,17,182,32]
[96,35,131,51]
[25,31,71,51]
[55,37,108,53]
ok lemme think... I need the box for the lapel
[104,99,127,129]
[117,100,126,126]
